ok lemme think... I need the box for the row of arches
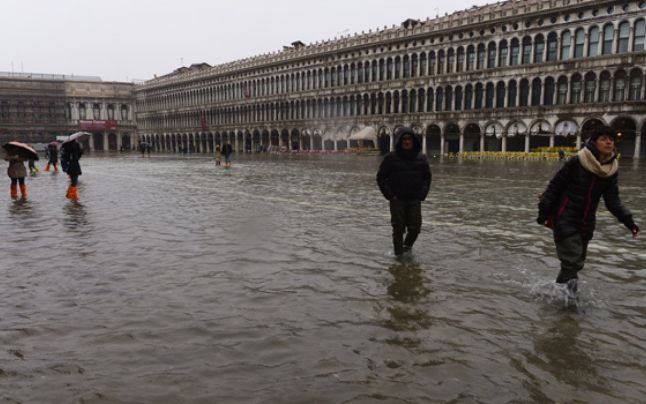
[135,115,646,158]
[138,18,646,111]
[139,68,646,130]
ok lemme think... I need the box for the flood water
[1,153,645,403]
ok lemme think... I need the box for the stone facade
[135,0,646,157]
[0,73,136,150]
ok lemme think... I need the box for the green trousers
[554,233,589,284]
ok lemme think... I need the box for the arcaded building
[0,72,136,150]
[135,0,646,157]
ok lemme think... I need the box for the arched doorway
[445,123,460,153]
[377,126,392,155]
[611,116,637,158]
[425,124,442,154]
[464,123,481,151]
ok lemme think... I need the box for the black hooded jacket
[538,141,635,240]
[61,141,83,176]
[376,131,431,201]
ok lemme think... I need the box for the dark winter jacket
[377,131,431,201]
[538,142,636,240]
[47,144,58,163]
[61,141,83,176]
[221,144,233,156]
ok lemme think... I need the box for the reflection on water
[0,154,644,402]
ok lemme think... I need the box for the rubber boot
[65,185,73,199]
[68,185,78,201]
[44,163,50,172]
[10,184,18,199]
[19,184,27,199]
[53,164,58,172]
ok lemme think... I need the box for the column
[480,133,485,152]
[310,134,315,152]
[634,132,642,159]
[117,133,123,151]
[440,132,445,155]
[459,132,464,153]
[103,132,109,151]
[576,133,582,150]
[87,134,94,152]
[334,139,338,151]
[628,27,635,54]
[389,134,395,152]
[549,134,555,148]
[299,135,303,151]
[279,133,284,149]
[234,133,239,153]
[422,134,427,155]
[525,133,530,153]
[501,135,507,152]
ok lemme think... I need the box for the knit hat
[588,125,619,142]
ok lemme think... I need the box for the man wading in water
[537,125,640,294]
[377,127,431,256]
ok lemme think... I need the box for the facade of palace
[135,0,646,158]
[2,0,646,157]
[0,72,136,150]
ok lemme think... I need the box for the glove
[632,225,640,238]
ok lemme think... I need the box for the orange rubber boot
[68,185,78,201]
[10,184,18,199]
[44,163,50,172]
[19,184,27,199]
[65,185,72,199]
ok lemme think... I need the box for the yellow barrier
[450,151,577,160]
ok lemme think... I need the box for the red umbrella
[2,141,39,161]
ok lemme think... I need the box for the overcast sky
[1,0,493,82]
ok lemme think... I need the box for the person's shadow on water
[382,260,432,340]
[531,313,609,394]
[63,201,89,230]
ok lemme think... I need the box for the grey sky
[1,0,493,82]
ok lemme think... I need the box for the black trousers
[389,199,422,255]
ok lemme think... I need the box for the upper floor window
[602,24,614,54]
[617,22,630,53]
[121,105,129,121]
[487,43,496,68]
[574,29,585,58]
[547,33,558,61]
[534,35,545,63]
[522,36,532,64]
[499,40,508,67]
[588,27,600,56]
[477,44,486,69]
[634,19,645,51]
[561,31,571,60]
[78,103,86,120]
[510,39,520,66]
[466,46,475,70]
[629,70,643,100]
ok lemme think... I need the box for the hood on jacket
[394,127,422,159]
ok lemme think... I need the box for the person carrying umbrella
[61,133,86,201]
[2,141,38,200]
[44,141,59,172]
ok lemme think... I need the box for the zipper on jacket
[582,177,597,227]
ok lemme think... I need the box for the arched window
[510,38,520,66]
[428,52,436,75]
[534,35,545,63]
[411,54,418,77]
[614,70,627,101]
[455,86,463,111]
[602,24,614,54]
[447,49,455,73]
[464,84,473,110]
[477,44,486,69]
[519,79,529,106]
[544,77,555,106]
[557,76,568,104]
[456,47,465,72]
[395,57,401,79]
[574,29,585,58]
[634,19,646,51]
[617,21,630,53]
[386,58,393,80]
[485,83,495,108]
[570,74,582,104]
[437,50,445,75]
[599,71,611,102]
[445,86,453,111]
[419,53,427,76]
[508,80,517,107]
[385,92,392,114]
[403,55,410,78]
[629,69,643,100]
[531,78,542,106]
[522,36,532,64]
[426,87,434,111]
[418,88,425,112]
[547,33,558,61]
[435,87,443,112]
[584,72,596,102]
[588,27,600,56]
[496,82,505,108]
[487,42,497,68]
[466,46,475,70]
[561,31,571,60]
[499,40,508,67]
[475,83,484,109]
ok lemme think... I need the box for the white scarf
[577,147,618,178]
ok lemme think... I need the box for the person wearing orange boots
[4,149,27,200]
[61,138,83,201]
[44,142,59,172]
